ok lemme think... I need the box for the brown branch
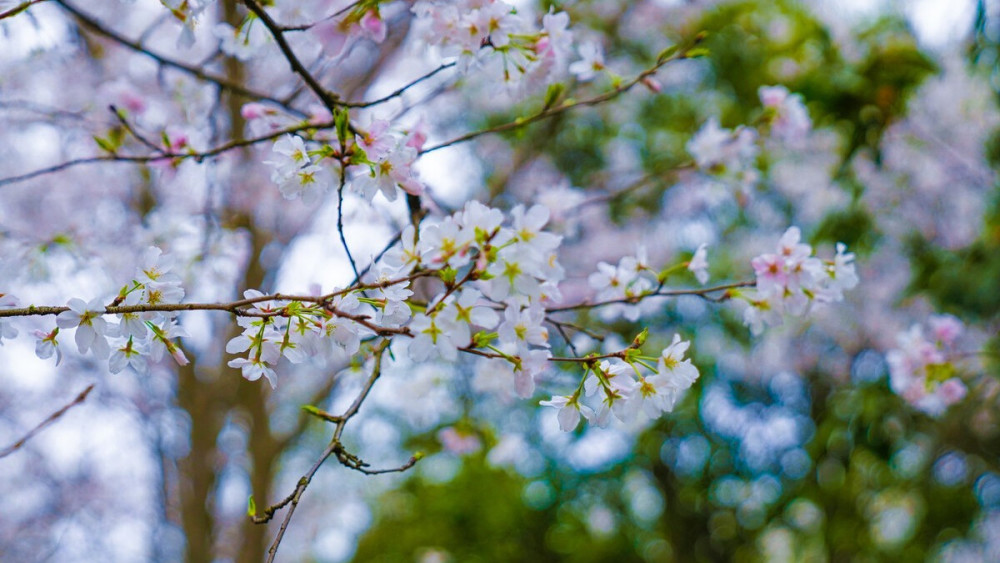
[254,341,405,563]
[0,0,48,20]
[242,0,341,112]
[110,105,163,153]
[54,0,289,108]
[0,268,439,319]
[343,63,456,108]
[0,384,95,459]
[545,280,756,313]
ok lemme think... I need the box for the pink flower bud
[360,10,387,43]
[241,103,271,120]
[171,347,190,366]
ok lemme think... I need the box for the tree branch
[0,384,95,459]
[54,0,290,108]
[0,119,333,188]
[242,0,341,112]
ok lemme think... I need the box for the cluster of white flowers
[226,289,369,388]
[352,119,424,202]
[688,85,812,192]
[412,0,575,87]
[687,117,761,192]
[887,315,968,417]
[392,201,564,396]
[225,201,563,393]
[759,85,812,145]
[42,247,189,373]
[541,333,700,432]
[741,227,858,334]
[265,134,333,205]
[588,244,710,322]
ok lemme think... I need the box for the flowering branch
[0,119,335,188]
[420,34,706,155]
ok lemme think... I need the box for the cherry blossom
[887,316,969,417]
[56,297,111,359]
[741,227,858,333]
[540,393,594,432]
[759,85,812,145]
[109,337,148,375]
[32,328,61,365]
[687,243,710,285]
[569,41,606,81]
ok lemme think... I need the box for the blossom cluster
[687,116,761,193]
[352,120,425,202]
[588,245,709,322]
[38,247,189,372]
[887,315,968,417]
[265,134,333,205]
[687,85,813,192]
[541,333,700,432]
[412,0,575,88]
[759,85,812,145]
[740,227,858,334]
[263,119,427,206]
[224,201,563,392]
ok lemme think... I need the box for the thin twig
[0,0,48,20]
[0,384,95,459]
[279,0,363,32]
[351,228,404,287]
[545,281,755,313]
[336,167,361,282]
[258,342,401,563]
[110,105,163,153]
[344,63,456,108]
[260,438,340,563]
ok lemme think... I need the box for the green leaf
[683,47,710,59]
[247,495,256,516]
[631,328,648,348]
[472,330,492,348]
[542,83,565,111]
[335,108,350,145]
[93,135,117,154]
[656,45,680,63]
